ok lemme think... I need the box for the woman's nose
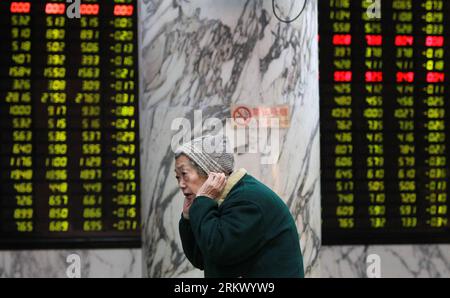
[178,179,187,190]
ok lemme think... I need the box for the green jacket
[179,170,304,278]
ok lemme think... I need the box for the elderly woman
[175,135,304,278]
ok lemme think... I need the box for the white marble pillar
[139,0,321,277]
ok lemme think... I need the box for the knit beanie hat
[175,135,234,175]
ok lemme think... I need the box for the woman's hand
[196,173,227,200]
[182,196,194,219]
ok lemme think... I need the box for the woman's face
[175,155,207,200]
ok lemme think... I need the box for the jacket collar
[216,168,247,206]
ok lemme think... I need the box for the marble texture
[139,0,321,277]
[0,249,141,278]
[320,245,450,278]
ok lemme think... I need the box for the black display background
[0,0,141,249]
[320,0,450,244]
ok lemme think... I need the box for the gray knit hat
[175,135,234,175]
